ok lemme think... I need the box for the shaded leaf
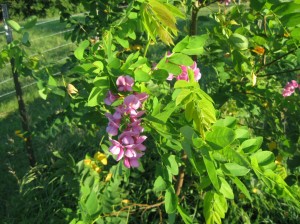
[165,186,178,214]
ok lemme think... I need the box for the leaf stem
[256,48,297,74]
[143,37,151,57]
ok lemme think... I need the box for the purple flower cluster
[167,61,201,82]
[104,75,148,168]
[282,80,299,97]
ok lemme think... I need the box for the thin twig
[255,49,297,74]
[258,67,300,77]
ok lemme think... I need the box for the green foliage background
[0,0,300,223]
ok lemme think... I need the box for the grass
[0,15,81,221]
[0,15,83,117]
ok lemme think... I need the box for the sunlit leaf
[223,163,250,176]
[205,126,236,150]
[74,40,90,60]
[7,20,22,33]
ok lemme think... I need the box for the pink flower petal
[129,158,139,167]
[124,157,131,168]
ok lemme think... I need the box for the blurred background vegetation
[0,0,299,223]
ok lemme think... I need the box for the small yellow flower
[84,159,92,166]
[122,199,130,204]
[252,188,258,194]
[94,152,108,165]
[15,130,27,141]
[94,166,101,173]
[131,44,143,50]
[105,173,113,182]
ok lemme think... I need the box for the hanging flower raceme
[282,80,299,97]
[104,75,148,168]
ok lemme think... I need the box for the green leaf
[252,36,267,45]
[88,87,103,107]
[177,204,193,224]
[231,50,245,73]
[129,57,148,70]
[134,69,151,82]
[219,177,234,199]
[173,35,208,55]
[240,137,263,153]
[157,59,182,75]
[230,176,252,201]
[175,89,191,106]
[74,40,90,60]
[185,101,194,122]
[168,213,176,224]
[250,151,275,169]
[166,3,185,19]
[23,16,37,29]
[93,61,104,71]
[38,88,47,100]
[205,126,236,150]
[150,0,176,30]
[235,128,251,140]
[173,36,189,53]
[167,155,179,175]
[152,69,169,82]
[174,80,195,88]
[7,20,22,33]
[201,146,220,190]
[72,63,94,74]
[48,75,57,86]
[22,32,30,45]
[291,27,300,40]
[180,125,194,142]
[281,13,300,27]
[85,191,100,216]
[271,2,300,16]
[93,76,109,88]
[168,53,194,66]
[153,176,167,192]
[203,192,214,223]
[223,163,250,176]
[250,0,266,11]
[214,117,236,128]
[165,186,178,214]
[115,36,129,48]
[213,194,228,219]
[229,33,249,50]
[204,192,228,224]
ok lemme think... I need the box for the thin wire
[0,77,13,85]
[34,42,74,55]
[0,71,62,99]
[0,46,73,85]
[35,12,86,26]
[0,12,86,35]
[31,29,72,42]
[0,56,68,86]
[1,31,74,68]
